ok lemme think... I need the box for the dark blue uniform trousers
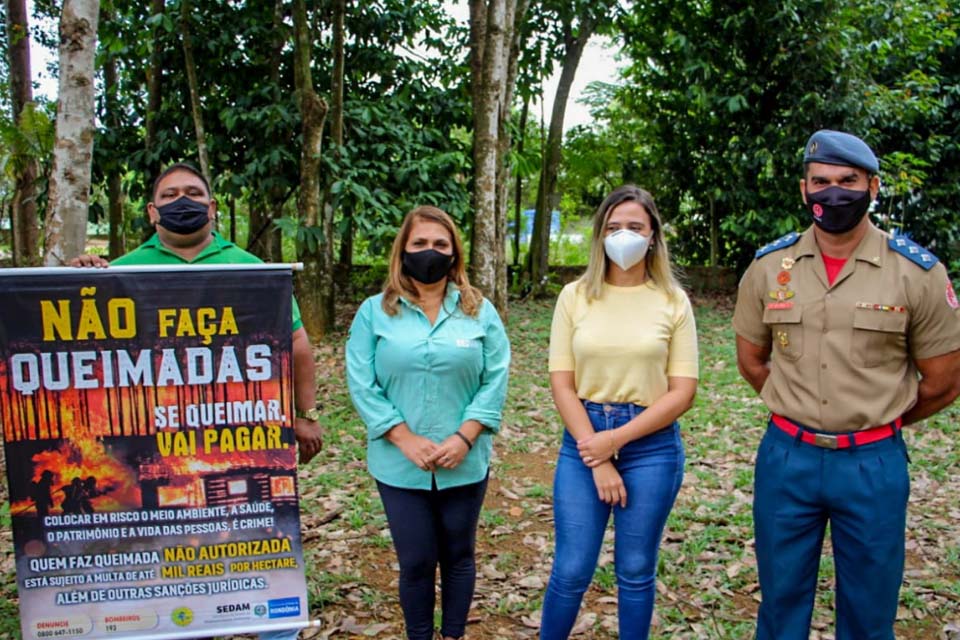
[753,420,910,640]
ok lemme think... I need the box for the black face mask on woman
[804,186,871,234]
[156,196,211,234]
[401,249,454,284]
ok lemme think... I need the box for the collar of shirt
[792,224,887,290]
[397,282,462,329]
[795,223,887,268]
[143,231,233,263]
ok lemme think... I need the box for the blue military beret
[802,130,879,173]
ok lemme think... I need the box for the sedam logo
[253,604,268,617]
[268,597,301,618]
[216,603,251,615]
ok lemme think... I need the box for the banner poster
[0,266,309,639]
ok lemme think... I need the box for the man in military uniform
[733,130,960,640]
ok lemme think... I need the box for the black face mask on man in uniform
[156,196,211,234]
[804,186,871,234]
[401,249,454,284]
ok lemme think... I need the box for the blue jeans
[754,421,910,640]
[541,401,685,640]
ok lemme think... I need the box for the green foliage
[274,217,326,255]
[612,0,860,271]
[551,1,960,274]
[846,0,960,267]
[0,102,55,181]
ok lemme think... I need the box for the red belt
[771,414,902,450]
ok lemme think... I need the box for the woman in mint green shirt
[346,205,510,640]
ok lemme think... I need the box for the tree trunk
[104,49,125,258]
[293,0,331,337]
[331,0,350,274]
[513,97,529,268]
[228,197,236,243]
[528,14,596,295]
[144,0,164,181]
[245,0,286,262]
[44,0,100,266]
[6,0,41,266]
[468,0,506,303]
[709,193,718,267]
[468,0,487,138]
[180,0,211,186]
[491,0,528,314]
[248,193,282,261]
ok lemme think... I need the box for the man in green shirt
[71,163,323,465]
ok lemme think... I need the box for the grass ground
[1,293,958,639]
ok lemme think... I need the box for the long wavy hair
[579,185,681,301]
[382,205,482,317]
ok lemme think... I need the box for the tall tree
[102,29,125,259]
[6,0,41,265]
[44,0,100,265]
[144,0,164,189]
[292,0,331,336]
[332,0,351,269]
[179,0,211,186]
[469,0,507,305]
[469,0,529,313]
[492,0,530,312]
[616,0,856,271]
[527,1,612,293]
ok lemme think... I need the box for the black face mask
[805,186,871,234]
[156,196,211,234]
[401,249,454,284]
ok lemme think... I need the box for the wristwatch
[295,405,322,422]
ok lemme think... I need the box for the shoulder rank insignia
[889,235,938,270]
[755,232,800,260]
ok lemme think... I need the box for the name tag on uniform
[766,302,794,310]
[456,339,478,348]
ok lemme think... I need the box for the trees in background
[2,0,958,312]
[5,0,41,266]
[526,0,616,294]
[43,0,99,266]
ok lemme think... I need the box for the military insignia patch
[947,280,959,309]
[755,232,800,259]
[888,235,938,270]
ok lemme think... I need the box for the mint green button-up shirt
[346,286,510,490]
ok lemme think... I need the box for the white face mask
[603,229,651,271]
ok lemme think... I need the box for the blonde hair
[382,205,483,317]
[579,185,681,301]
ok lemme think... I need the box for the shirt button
[822,399,828,405]
[821,364,827,369]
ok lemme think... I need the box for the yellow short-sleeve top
[549,280,699,405]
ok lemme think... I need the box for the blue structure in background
[510,209,561,244]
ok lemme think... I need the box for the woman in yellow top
[540,185,699,640]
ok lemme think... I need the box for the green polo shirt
[112,232,303,331]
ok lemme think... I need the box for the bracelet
[454,431,474,450]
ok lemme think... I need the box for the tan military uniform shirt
[733,223,960,432]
